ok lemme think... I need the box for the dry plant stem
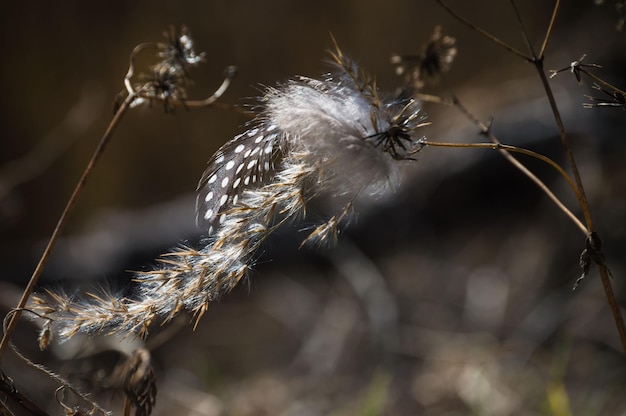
[579,67,626,96]
[437,0,626,353]
[539,0,560,58]
[0,94,136,363]
[2,310,110,414]
[423,140,588,234]
[529,71,626,355]
[598,265,626,350]
[129,65,238,109]
[0,61,236,359]
[453,100,591,235]
[0,370,49,416]
[123,397,132,416]
[434,0,592,228]
[509,0,536,56]
[123,38,238,109]
[534,63,593,230]
[124,43,158,95]
[158,66,236,108]
[417,91,587,234]
[10,342,110,415]
[0,402,15,416]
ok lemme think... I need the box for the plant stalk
[0,95,135,362]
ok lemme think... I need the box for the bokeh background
[1,1,625,414]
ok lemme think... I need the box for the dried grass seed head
[33,43,427,342]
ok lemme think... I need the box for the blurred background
[0,1,625,414]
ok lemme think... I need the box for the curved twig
[422,139,588,235]
[124,43,159,95]
[146,65,239,108]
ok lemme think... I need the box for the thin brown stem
[418,90,587,234]
[598,264,626,351]
[530,58,626,355]
[509,0,536,57]
[128,65,238,114]
[579,68,626,96]
[532,4,626,352]
[0,94,136,363]
[534,62,594,230]
[539,0,560,59]
[124,43,159,95]
[0,370,49,416]
[123,396,132,416]
[155,66,238,108]
[10,342,110,415]
[0,401,15,416]
[435,0,626,355]
[433,0,530,61]
[451,93,590,231]
[423,140,588,235]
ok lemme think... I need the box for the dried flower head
[550,55,625,111]
[391,26,457,90]
[119,26,206,112]
[160,25,206,70]
[549,54,602,83]
[136,62,188,113]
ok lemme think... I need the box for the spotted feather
[196,124,283,234]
